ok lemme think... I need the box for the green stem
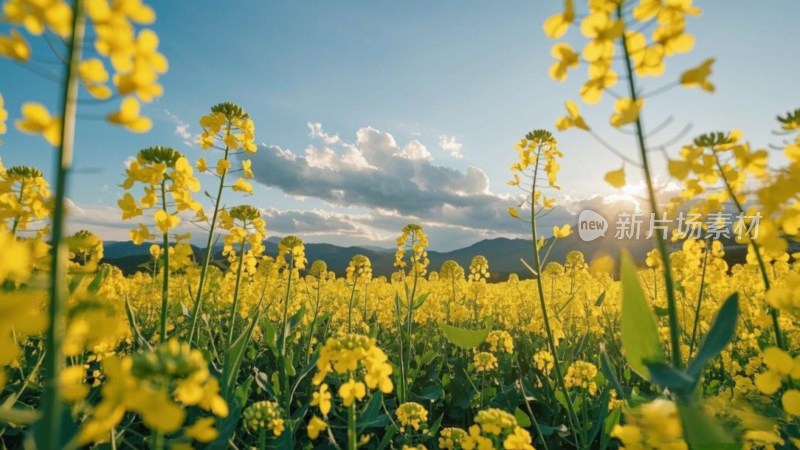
[278,258,295,410]
[518,365,550,450]
[529,144,583,449]
[188,138,232,343]
[618,5,682,368]
[279,258,295,357]
[347,403,357,450]
[395,292,407,403]
[258,428,266,450]
[42,2,84,448]
[404,259,419,397]
[227,238,248,346]
[347,278,357,333]
[688,237,711,357]
[305,281,322,365]
[159,180,170,343]
[10,181,24,238]
[479,373,485,409]
[152,431,164,450]
[711,151,785,349]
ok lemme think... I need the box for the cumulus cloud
[262,208,368,236]
[396,140,433,161]
[438,134,463,158]
[249,126,522,239]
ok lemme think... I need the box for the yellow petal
[604,167,626,188]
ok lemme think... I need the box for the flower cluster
[564,360,599,395]
[78,339,228,445]
[396,402,429,432]
[468,255,489,283]
[218,204,266,274]
[119,146,202,243]
[461,408,535,450]
[754,347,800,416]
[0,163,51,237]
[277,234,307,271]
[611,399,686,450]
[486,330,514,355]
[439,427,467,450]
[196,102,257,195]
[346,254,373,283]
[439,260,465,282]
[473,351,498,373]
[243,400,285,437]
[395,223,430,277]
[4,0,166,141]
[534,350,555,375]
[312,334,393,392]
[508,130,563,219]
[67,229,104,272]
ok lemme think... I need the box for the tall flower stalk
[119,147,201,342]
[509,130,583,449]
[187,102,257,343]
[393,224,429,403]
[218,204,266,346]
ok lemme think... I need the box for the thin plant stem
[159,180,170,343]
[42,2,84,448]
[347,403,357,450]
[688,237,711,357]
[528,142,584,450]
[227,238,248,346]
[347,278,358,333]
[188,134,232,343]
[711,150,785,349]
[618,5,683,368]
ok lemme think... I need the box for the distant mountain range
[101,234,763,280]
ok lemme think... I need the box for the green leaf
[687,293,739,381]
[357,393,384,428]
[123,294,151,351]
[438,317,493,349]
[221,310,261,400]
[208,377,252,450]
[594,291,607,307]
[413,292,430,309]
[376,425,398,450]
[677,401,739,450]
[418,384,443,401]
[261,316,278,356]
[87,266,109,294]
[653,305,670,317]
[620,250,665,380]
[514,408,532,427]
[599,344,627,400]
[645,362,695,393]
[604,402,620,435]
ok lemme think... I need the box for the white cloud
[396,139,432,161]
[249,125,516,238]
[308,122,341,145]
[438,134,463,158]
[165,109,197,147]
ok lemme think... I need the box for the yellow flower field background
[1,1,799,449]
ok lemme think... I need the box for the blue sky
[1,1,797,250]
